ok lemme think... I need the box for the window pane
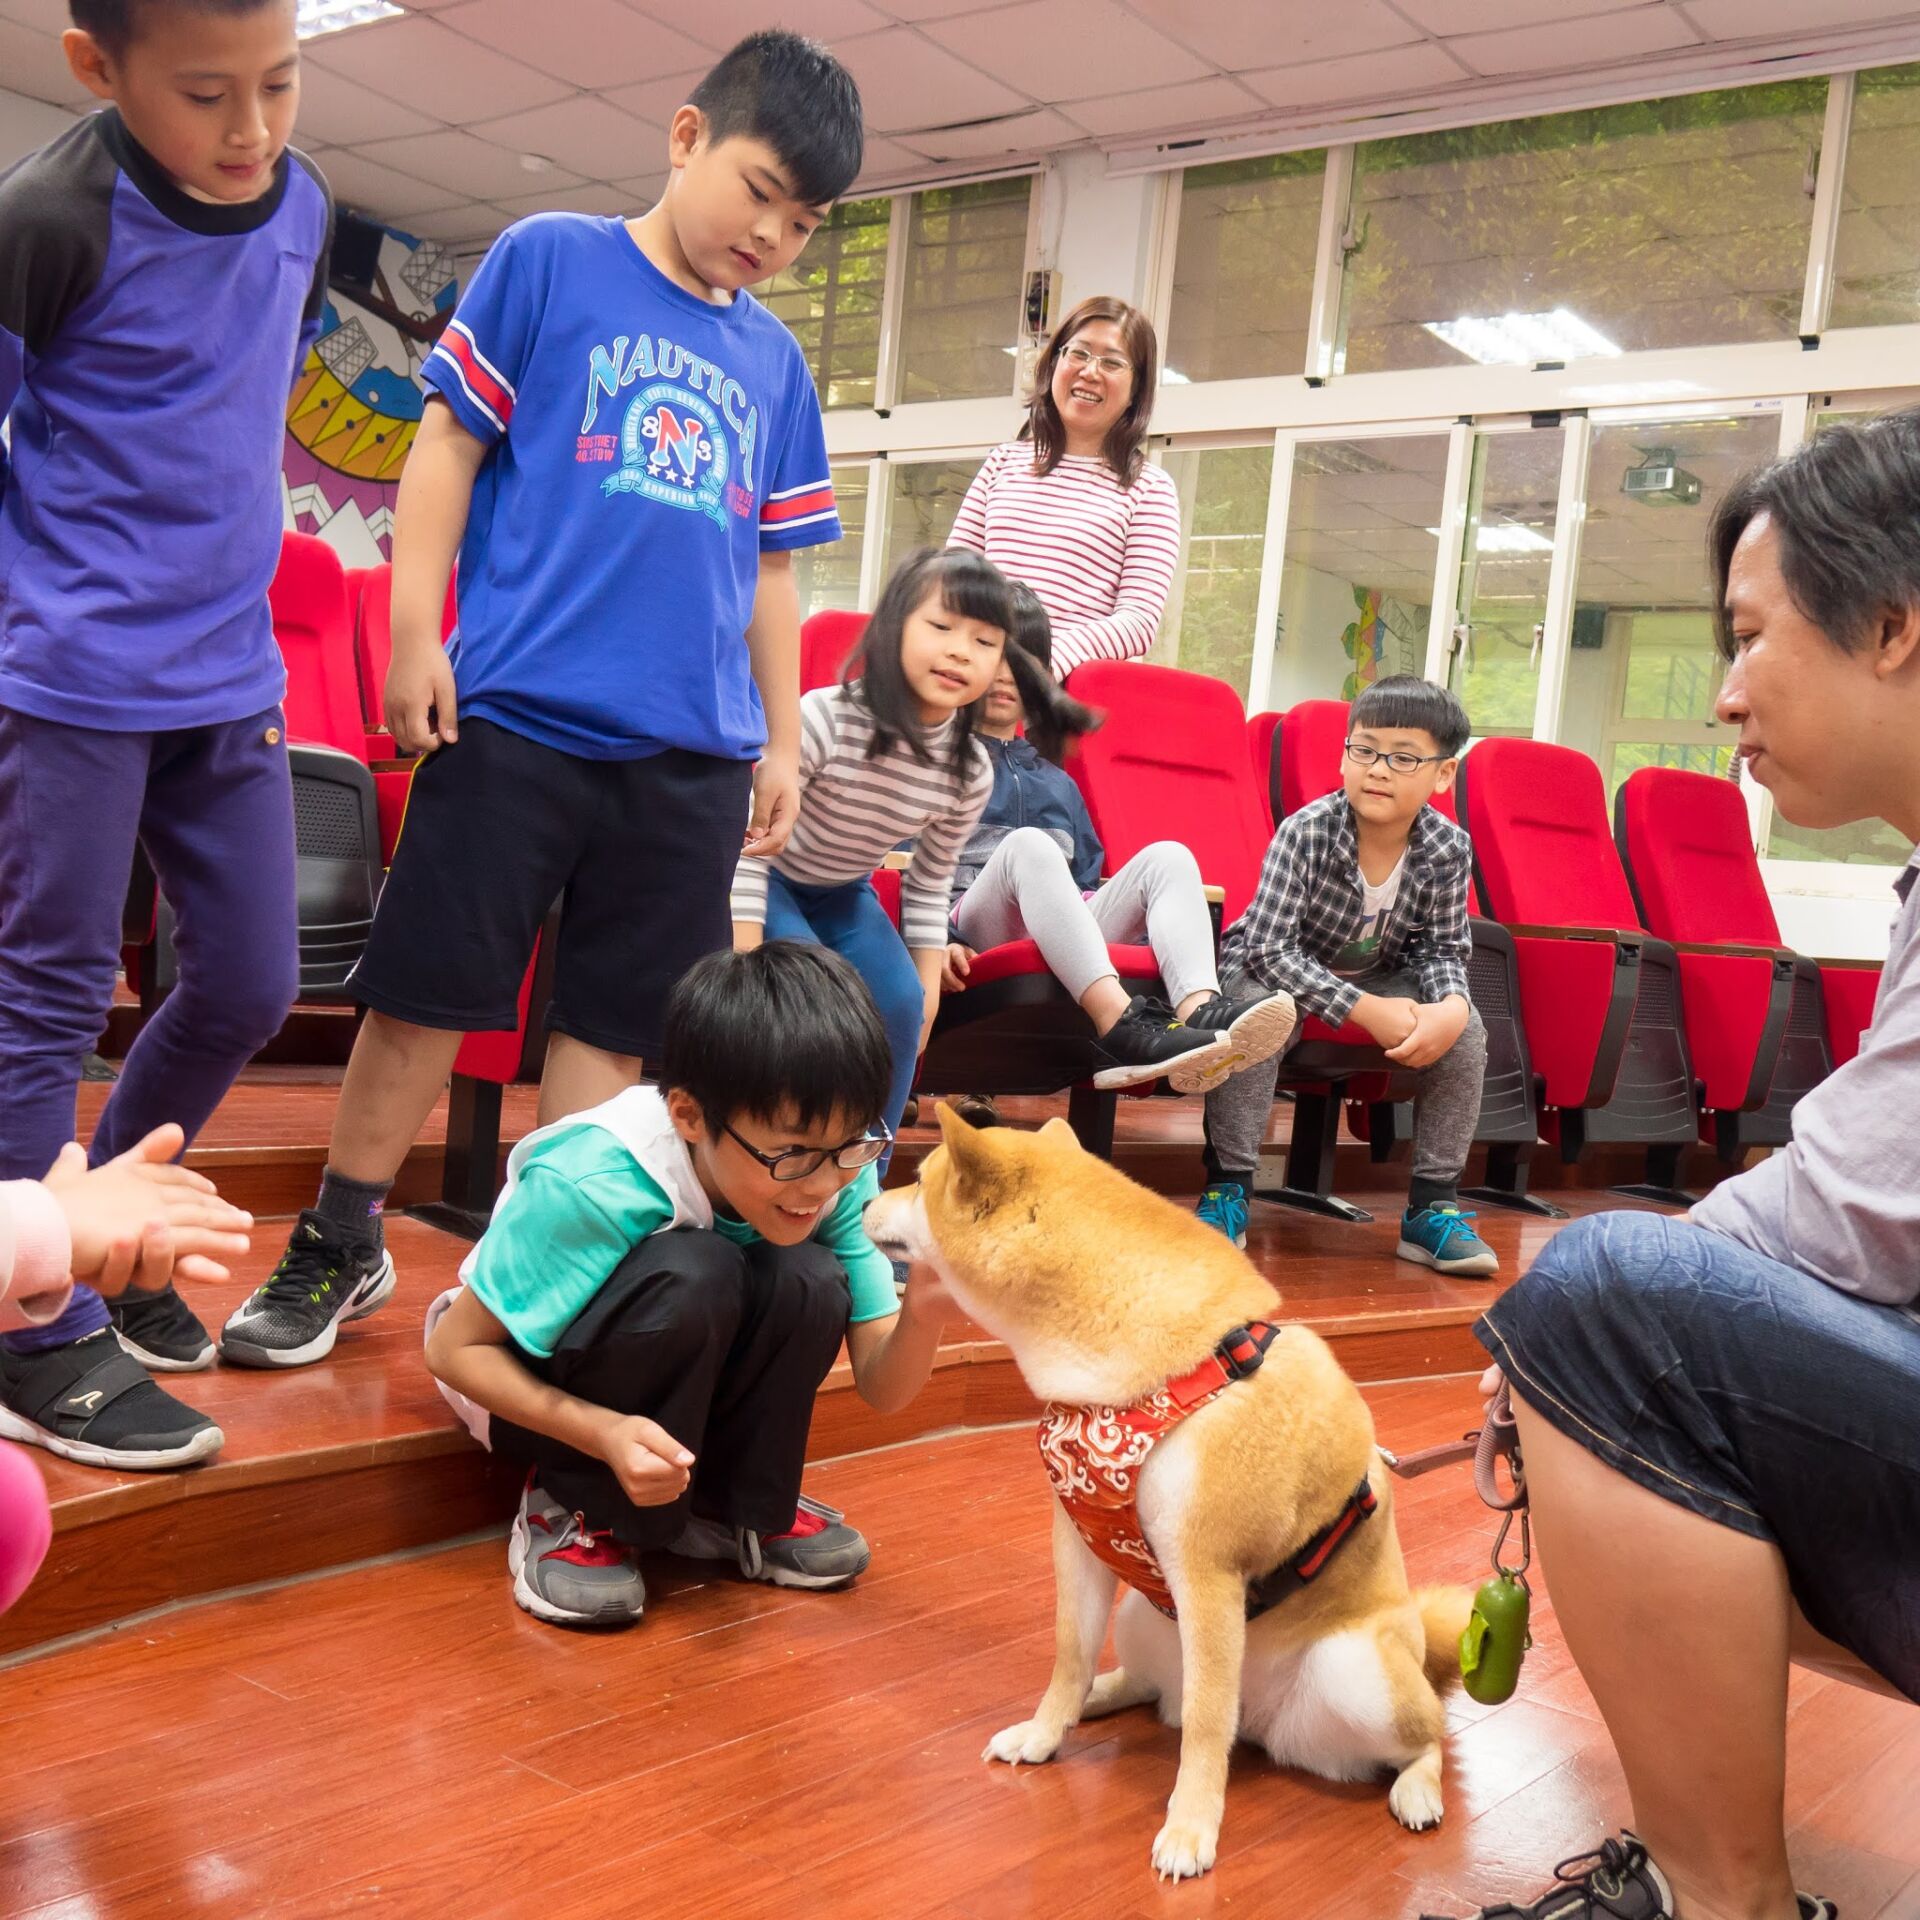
[762,197,891,410]
[1272,435,1445,708]
[795,462,868,621]
[895,178,1031,404]
[1341,83,1827,374]
[1166,152,1325,383]
[1152,445,1274,700]
[1766,813,1915,867]
[882,459,983,581]
[1831,63,1920,328]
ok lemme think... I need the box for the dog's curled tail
[1415,1586,1475,1695]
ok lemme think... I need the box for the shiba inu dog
[864,1108,1472,1881]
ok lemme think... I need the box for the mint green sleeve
[821,1164,899,1324]
[465,1126,677,1358]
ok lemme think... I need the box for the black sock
[1408,1177,1458,1213]
[314,1165,391,1249]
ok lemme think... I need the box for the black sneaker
[109,1283,214,1372]
[1165,988,1297,1093]
[1088,995,1230,1091]
[0,1327,223,1470]
[219,1211,396,1369]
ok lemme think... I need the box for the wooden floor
[7,1392,1917,1920]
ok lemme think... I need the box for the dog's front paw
[1388,1762,1445,1832]
[983,1718,1063,1766]
[1150,1810,1219,1880]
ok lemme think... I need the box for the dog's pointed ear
[935,1101,1001,1212]
[934,1101,975,1152]
[1038,1116,1079,1147]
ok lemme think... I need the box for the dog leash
[1380,1377,1532,1704]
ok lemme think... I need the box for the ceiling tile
[305,15,570,123]
[1449,4,1699,75]
[632,0,891,48]
[0,0,71,32]
[1063,74,1266,137]
[1681,0,1920,32]
[612,170,668,201]
[309,145,471,219]
[398,200,512,243]
[908,103,1083,160]
[468,95,657,182]
[493,181,637,219]
[1243,40,1473,110]
[1123,0,1418,70]
[0,15,92,107]
[850,133,932,185]
[922,0,1209,100]
[437,0,708,90]
[872,0,1015,17]
[832,26,1033,134]
[600,67,711,128]
[1395,0,1650,29]
[293,61,440,146]
[359,127,586,199]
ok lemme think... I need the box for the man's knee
[171,929,299,1054]
[1515,1208,1684,1314]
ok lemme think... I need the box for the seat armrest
[1504,923,1643,947]
[1671,940,1795,964]
[880,849,912,871]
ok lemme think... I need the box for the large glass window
[881,458,983,581]
[1270,434,1445,709]
[1165,152,1326,384]
[1832,63,1920,329]
[1340,82,1828,374]
[762,198,891,411]
[794,462,868,622]
[894,178,1031,405]
[1151,444,1274,700]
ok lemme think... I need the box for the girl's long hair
[1020,296,1159,488]
[1003,582,1102,764]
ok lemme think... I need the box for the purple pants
[0,707,297,1350]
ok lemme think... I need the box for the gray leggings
[951,829,1219,1008]
[1202,964,1487,1191]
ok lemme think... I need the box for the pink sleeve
[1048,466,1185,679]
[0,1182,74,1332]
[945,445,1001,555]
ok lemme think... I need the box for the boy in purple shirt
[0,0,331,1470]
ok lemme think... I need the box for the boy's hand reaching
[42,1125,253,1297]
[386,643,459,755]
[598,1414,694,1508]
[941,943,975,993]
[1385,995,1470,1069]
[743,748,799,860]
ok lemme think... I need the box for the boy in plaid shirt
[1196,675,1496,1276]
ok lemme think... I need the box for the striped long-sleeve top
[731,686,996,949]
[946,441,1184,679]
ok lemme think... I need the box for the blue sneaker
[1398,1204,1499,1278]
[1196,1181,1249,1249]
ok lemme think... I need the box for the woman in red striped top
[947,297,1183,681]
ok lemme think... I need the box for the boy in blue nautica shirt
[224,32,863,1372]
[0,0,330,1471]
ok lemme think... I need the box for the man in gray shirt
[1438,411,1920,1920]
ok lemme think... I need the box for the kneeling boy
[425,942,952,1627]
[1196,675,1497,1276]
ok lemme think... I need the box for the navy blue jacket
[951,734,1105,901]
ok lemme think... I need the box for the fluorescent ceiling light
[297,0,404,40]
[1160,367,1191,385]
[1422,308,1621,367]
[1429,521,1555,554]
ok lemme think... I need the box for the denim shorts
[1477,1209,1920,1701]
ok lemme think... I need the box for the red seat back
[1460,738,1641,932]
[270,532,366,764]
[1245,711,1282,830]
[801,610,868,693]
[1065,662,1268,924]
[355,564,394,727]
[1616,767,1779,947]
[1275,700,1350,817]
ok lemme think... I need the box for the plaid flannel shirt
[1221,791,1474,1026]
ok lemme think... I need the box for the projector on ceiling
[1621,447,1703,507]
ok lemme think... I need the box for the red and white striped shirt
[947,441,1184,679]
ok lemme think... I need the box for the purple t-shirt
[0,109,332,730]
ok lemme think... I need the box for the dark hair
[1710,407,1920,661]
[1001,583,1102,763]
[661,942,890,1134]
[1021,296,1159,488]
[69,0,281,56]
[1349,674,1471,758]
[846,548,1012,771]
[689,30,864,208]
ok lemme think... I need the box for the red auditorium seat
[1456,739,1701,1204]
[1615,767,1843,1158]
[1245,709,1283,830]
[801,609,868,692]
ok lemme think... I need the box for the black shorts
[350,719,752,1059]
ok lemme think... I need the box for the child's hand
[1386,997,1470,1069]
[42,1126,253,1298]
[1355,994,1420,1049]
[744,749,799,860]
[386,644,459,754]
[899,1258,957,1325]
[598,1414,694,1508]
[941,943,975,993]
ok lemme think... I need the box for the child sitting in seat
[423,942,956,1629]
[1196,674,1496,1276]
[943,584,1295,1093]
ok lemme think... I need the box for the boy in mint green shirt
[424,942,953,1629]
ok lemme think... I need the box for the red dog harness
[1037,1321,1377,1620]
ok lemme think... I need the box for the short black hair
[689,30,864,208]
[1002,581,1102,764]
[1349,674,1471,757]
[661,942,891,1135]
[847,547,1013,772]
[69,0,282,57]
[1710,406,1920,661]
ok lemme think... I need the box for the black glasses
[1344,740,1450,777]
[719,1118,892,1183]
